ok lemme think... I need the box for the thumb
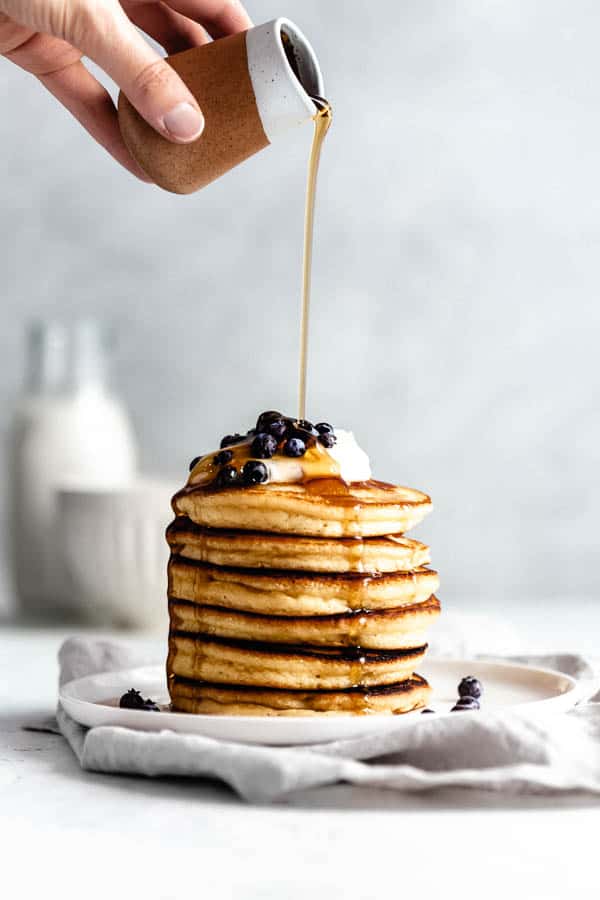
[72,0,204,143]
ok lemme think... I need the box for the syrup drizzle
[297,97,332,420]
[184,438,342,491]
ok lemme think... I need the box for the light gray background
[1,0,599,611]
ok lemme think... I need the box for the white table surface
[1,601,599,900]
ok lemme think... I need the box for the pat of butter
[266,430,371,484]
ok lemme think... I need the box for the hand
[0,0,252,178]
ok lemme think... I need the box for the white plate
[59,658,582,746]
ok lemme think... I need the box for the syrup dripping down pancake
[173,478,432,538]
[167,632,428,690]
[169,596,440,649]
[166,417,439,716]
[169,674,431,716]
[168,558,440,615]
[166,518,430,573]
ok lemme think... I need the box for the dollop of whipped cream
[267,429,371,485]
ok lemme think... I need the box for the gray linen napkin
[56,636,600,803]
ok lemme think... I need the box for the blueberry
[256,410,282,432]
[458,676,482,700]
[215,465,239,488]
[251,432,278,459]
[213,449,233,466]
[188,455,202,472]
[220,433,244,449]
[142,698,160,712]
[421,708,435,714]
[284,437,306,457]
[242,460,269,485]
[318,432,337,449]
[315,422,334,435]
[119,689,145,710]
[290,423,317,441]
[268,418,289,441]
[119,689,159,711]
[451,696,480,712]
[294,421,318,438]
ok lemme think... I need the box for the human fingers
[1,13,148,177]
[21,0,207,143]
[39,57,151,178]
[158,0,252,39]
[122,0,210,54]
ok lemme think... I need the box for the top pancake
[173,478,432,537]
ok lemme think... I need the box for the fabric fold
[56,636,600,803]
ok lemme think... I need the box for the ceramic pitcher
[118,17,324,194]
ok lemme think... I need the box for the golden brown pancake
[166,444,439,717]
[169,596,440,649]
[173,478,432,538]
[166,519,430,574]
[167,633,427,690]
[169,674,431,716]
[168,558,440,615]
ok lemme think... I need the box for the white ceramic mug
[118,17,325,193]
[58,478,178,630]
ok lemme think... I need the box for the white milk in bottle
[9,321,137,619]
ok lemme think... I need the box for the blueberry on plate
[213,449,233,466]
[220,433,244,449]
[242,460,269,485]
[284,437,306,457]
[421,708,435,714]
[119,689,159,711]
[216,465,239,488]
[142,698,160,712]
[318,431,337,449]
[451,696,480,712]
[119,688,145,710]
[458,676,482,700]
[251,432,278,459]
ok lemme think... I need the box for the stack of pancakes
[167,476,440,716]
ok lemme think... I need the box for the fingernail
[162,102,204,142]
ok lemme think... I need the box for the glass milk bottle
[9,321,137,619]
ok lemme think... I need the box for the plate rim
[59,655,582,732]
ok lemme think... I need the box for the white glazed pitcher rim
[245,17,326,142]
[273,17,325,111]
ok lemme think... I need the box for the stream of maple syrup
[297,97,332,420]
